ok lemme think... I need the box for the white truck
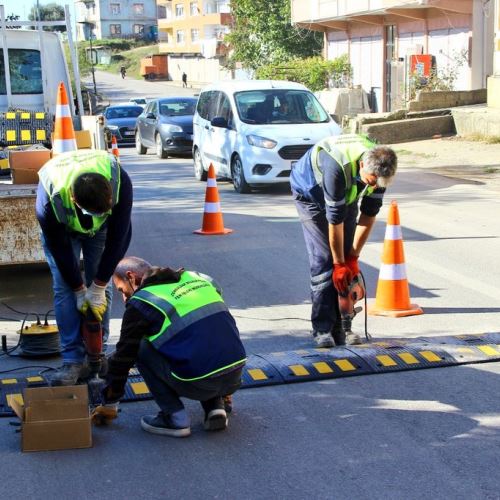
[0,5,105,265]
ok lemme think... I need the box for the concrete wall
[408,89,487,112]
[167,55,231,85]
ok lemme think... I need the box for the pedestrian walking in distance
[182,72,187,88]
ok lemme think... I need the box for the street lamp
[78,20,97,94]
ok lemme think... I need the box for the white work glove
[74,286,87,312]
[82,281,108,322]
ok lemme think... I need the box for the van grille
[278,145,311,160]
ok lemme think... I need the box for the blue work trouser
[41,230,112,363]
[293,194,358,333]
[136,339,242,415]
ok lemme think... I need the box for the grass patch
[96,44,159,80]
[484,167,499,174]
[460,133,500,144]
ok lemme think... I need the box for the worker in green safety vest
[92,256,247,437]
[36,149,133,386]
[290,134,398,348]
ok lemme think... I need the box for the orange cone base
[194,227,233,235]
[368,303,424,318]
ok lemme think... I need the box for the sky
[4,0,77,28]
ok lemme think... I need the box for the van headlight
[247,134,277,149]
[107,125,118,130]
[161,124,183,133]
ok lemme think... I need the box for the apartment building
[75,0,158,41]
[157,0,232,83]
[292,0,495,112]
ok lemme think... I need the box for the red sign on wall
[409,54,433,77]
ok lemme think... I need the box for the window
[190,2,198,16]
[157,5,166,18]
[196,91,219,121]
[110,3,120,15]
[191,29,199,42]
[133,3,144,15]
[159,99,196,116]
[133,24,144,34]
[215,92,233,128]
[110,24,121,35]
[175,4,184,17]
[0,49,42,95]
[176,30,185,43]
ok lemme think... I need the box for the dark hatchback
[103,105,143,144]
[135,97,197,158]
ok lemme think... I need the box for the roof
[199,80,309,93]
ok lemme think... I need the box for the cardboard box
[9,149,51,185]
[9,385,92,452]
[75,130,93,149]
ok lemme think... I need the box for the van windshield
[0,49,43,95]
[234,89,330,125]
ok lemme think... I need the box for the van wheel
[193,147,207,181]
[155,134,168,159]
[231,154,251,193]
[135,132,147,155]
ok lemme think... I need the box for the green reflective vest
[38,150,121,236]
[130,271,246,381]
[311,134,376,205]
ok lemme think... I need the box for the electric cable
[0,366,56,375]
[359,271,371,342]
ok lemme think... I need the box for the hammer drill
[337,273,367,345]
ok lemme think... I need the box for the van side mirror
[146,112,156,119]
[211,116,228,128]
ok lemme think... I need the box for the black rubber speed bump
[261,347,371,383]
[240,354,284,388]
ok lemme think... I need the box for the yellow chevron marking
[289,364,310,376]
[419,351,441,362]
[398,352,419,364]
[247,369,267,381]
[1,379,17,384]
[26,376,44,382]
[130,381,150,395]
[313,362,333,374]
[376,355,397,367]
[477,345,500,356]
[334,359,356,371]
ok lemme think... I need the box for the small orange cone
[111,135,119,157]
[369,201,423,317]
[52,82,77,154]
[194,164,232,235]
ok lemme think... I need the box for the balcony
[291,0,472,30]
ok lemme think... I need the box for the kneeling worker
[94,257,247,437]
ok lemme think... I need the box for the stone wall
[408,89,487,112]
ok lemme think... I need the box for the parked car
[103,104,143,145]
[192,80,342,193]
[129,97,148,108]
[135,97,197,158]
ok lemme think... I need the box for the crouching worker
[92,256,247,437]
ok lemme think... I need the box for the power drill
[81,309,105,405]
[338,273,366,344]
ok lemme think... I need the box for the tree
[28,3,66,32]
[225,0,323,71]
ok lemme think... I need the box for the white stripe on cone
[204,202,221,213]
[52,138,77,153]
[379,263,407,280]
[207,178,217,187]
[55,104,72,118]
[384,224,403,241]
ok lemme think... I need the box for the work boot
[141,410,191,438]
[202,397,228,431]
[345,330,363,346]
[49,363,86,386]
[223,395,233,414]
[312,331,334,348]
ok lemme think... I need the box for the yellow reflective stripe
[419,351,441,362]
[7,394,23,406]
[171,358,247,382]
[247,368,267,381]
[36,130,47,141]
[313,362,333,374]
[334,359,356,371]
[26,376,44,382]
[376,355,397,367]
[289,364,309,376]
[21,130,31,141]
[477,345,500,356]
[6,130,16,141]
[398,352,419,364]
[21,112,30,119]
[130,382,150,395]
[1,378,17,384]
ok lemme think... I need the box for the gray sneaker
[141,410,191,438]
[49,363,86,386]
[313,331,335,348]
[204,409,228,431]
[345,330,363,346]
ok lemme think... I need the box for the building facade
[488,0,500,107]
[75,0,158,41]
[292,0,495,112]
[157,0,232,83]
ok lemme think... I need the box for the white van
[192,80,341,193]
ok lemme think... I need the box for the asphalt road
[0,73,499,498]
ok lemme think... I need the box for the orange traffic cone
[111,135,119,157]
[194,164,233,235]
[369,200,423,317]
[52,82,77,154]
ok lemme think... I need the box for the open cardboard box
[9,385,92,452]
[75,130,93,149]
[9,149,52,185]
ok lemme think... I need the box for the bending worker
[290,134,397,348]
[93,257,246,437]
[36,149,133,385]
